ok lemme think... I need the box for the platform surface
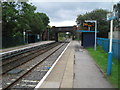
[39,41,74,88]
[37,41,113,88]
[1,41,54,54]
[73,41,113,88]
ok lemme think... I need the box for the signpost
[106,11,117,75]
[85,20,97,51]
[107,12,116,20]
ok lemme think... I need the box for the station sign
[83,22,95,27]
[107,12,117,21]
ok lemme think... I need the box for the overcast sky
[31,2,119,26]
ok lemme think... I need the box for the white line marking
[21,84,36,87]
[17,84,20,85]
[34,42,71,89]
[11,79,16,81]
[22,80,39,83]
[6,83,10,85]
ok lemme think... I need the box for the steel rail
[2,42,59,75]
[2,43,67,90]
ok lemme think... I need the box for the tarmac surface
[73,41,113,88]
[36,40,113,88]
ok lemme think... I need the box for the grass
[74,38,81,41]
[86,46,119,88]
[58,36,66,41]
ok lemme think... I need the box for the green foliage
[0,2,2,19]
[87,46,119,88]
[76,9,110,38]
[114,2,120,18]
[2,2,50,48]
[15,2,49,34]
[58,33,66,41]
[37,13,50,27]
[113,2,120,28]
[2,2,18,37]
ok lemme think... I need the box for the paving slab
[73,41,113,88]
[39,42,74,88]
[60,43,74,88]
[37,41,113,88]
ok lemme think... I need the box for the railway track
[1,42,59,74]
[1,41,55,60]
[2,42,69,89]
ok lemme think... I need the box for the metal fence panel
[97,38,120,61]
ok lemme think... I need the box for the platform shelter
[77,30,95,48]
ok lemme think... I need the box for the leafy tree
[2,2,18,37]
[0,1,2,21]
[76,9,109,38]
[113,2,120,29]
[114,2,120,19]
[16,3,49,34]
[29,13,44,34]
[2,2,20,47]
[37,13,50,28]
[2,2,50,48]
[16,2,36,32]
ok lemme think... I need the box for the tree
[2,2,18,37]
[113,2,120,30]
[114,2,120,19]
[76,9,109,38]
[29,13,44,34]
[2,2,50,48]
[16,2,36,32]
[17,3,49,34]
[2,2,21,47]
[37,13,50,28]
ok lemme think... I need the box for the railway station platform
[36,41,113,88]
[1,41,54,53]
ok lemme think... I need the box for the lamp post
[23,30,26,44]
[77,21,81,41]
[85,20,97,51]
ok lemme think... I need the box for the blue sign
[107,16,117,21]
[107,12,117,21]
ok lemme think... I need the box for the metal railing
[97,37,120,61]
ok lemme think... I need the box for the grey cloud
[31,2,112,22]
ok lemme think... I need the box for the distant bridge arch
[51,26,77,41]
